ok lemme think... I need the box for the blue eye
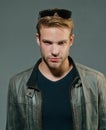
[58,42,64,45]
[45,42,52,45]
[43,40,52,45]
[58,41,66,45]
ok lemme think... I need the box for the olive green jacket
[6,58,106,130]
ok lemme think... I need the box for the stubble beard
[44,57,61,70]
[43,56,69,75]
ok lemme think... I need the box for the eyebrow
[42,39,68,44]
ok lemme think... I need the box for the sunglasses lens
[58,10,71,18]
[39,9,71,19]
[39,10,51,17]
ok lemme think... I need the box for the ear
[69,34,75,47]
[36,33,40,46]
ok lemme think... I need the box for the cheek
[40,45,51,54]
[61,46,70,54]
[40,44,47,51]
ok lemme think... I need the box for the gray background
[0,0,106,129]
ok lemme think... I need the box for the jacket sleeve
[6,75,29,130]
[98,74,106,130]
[6,78,16,130]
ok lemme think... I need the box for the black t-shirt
[37,66,77,130]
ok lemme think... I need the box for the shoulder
[76,63,105,78]
[9,66,34,89]
[75,63,106,96]
[76,63,106,84]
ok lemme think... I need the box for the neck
[38,59,73,81]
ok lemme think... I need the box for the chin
[49,64,61,70]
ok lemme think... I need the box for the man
[6,8,106,130]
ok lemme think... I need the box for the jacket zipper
[40,90,44,130]
[70,76,82,130]
[36,89,44,130]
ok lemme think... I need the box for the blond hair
[36,16,74,36]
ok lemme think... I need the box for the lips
[49,58,60,62]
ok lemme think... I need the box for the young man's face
[36,26,74,70]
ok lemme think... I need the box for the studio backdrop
[0,0,106,129]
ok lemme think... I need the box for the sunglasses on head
[39,9,72,19]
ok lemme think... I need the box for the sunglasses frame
[39,9,72,19]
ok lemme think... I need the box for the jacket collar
[26,56,82,90]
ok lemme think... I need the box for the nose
[51,44,59,56]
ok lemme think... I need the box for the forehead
[40,26,71,39]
